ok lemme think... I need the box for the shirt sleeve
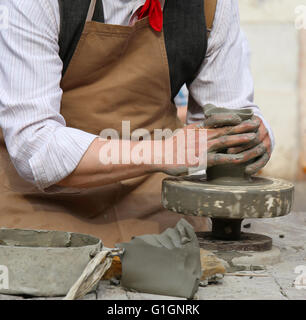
[0,0,99,191]
[187,0,275,149]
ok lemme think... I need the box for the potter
[0,0,273,247]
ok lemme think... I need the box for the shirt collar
[129,0,165,25]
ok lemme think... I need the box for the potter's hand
[202,112,261,168]
[206,123,259,167]
[157,123,257,176]
[227,116,272,175]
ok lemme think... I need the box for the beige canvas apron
[0,4,211,247]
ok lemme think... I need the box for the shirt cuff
[29,127,98,191]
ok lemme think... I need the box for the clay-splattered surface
[1,184,306,301]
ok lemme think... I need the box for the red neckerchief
[137,0,163,32]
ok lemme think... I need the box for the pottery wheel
[162,177,294,220]
[162,175,294,250]
[162,105,295,252]
[196,232,273,252]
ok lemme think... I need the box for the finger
[209,143,266,168]
[204,114,242,128]
[227,131,261,154]
[228,143,255,154]
[208,133,256,152]
[206,126,236,140]
[208,153,245,167]
[235,142,268,163]
[245,152,270,175]
[227,117,261,135]
[206,117,260,140]
[228,123,268,154]
[263,135,272,155]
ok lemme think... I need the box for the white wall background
[239,0,305,180]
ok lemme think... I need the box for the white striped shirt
[0,0,274,190]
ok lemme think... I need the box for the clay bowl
[0,229,102,297]
[204,105,254,121]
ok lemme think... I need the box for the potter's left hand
[227,116,272,175]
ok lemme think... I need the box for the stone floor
[1,183,306,301]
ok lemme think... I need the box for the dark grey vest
[58,0,208,100]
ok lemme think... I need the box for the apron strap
[86,0,105,23]
[86,0,97,22]
[59,0,105,75]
